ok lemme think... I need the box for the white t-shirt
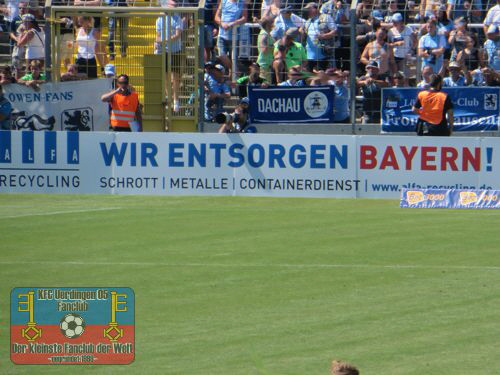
[484,5,500,27]
[388,26,413,59]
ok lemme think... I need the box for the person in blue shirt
[155,5,183,113]
[215,0,248,58]
[271,6,305,42]
[302,2,337,71]
[328,69,350,123]
[204,64,231,121]
[418,18,447,73]
[0,85,13,130]
[484,25,500,72]
[443,61,471,86]
[278,67,306,86]
[204,0,219,61]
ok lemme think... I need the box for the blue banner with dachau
[401,189,500,209]
[248,86,335,124]
[382,87,500,132]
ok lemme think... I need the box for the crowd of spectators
[0,0,499,124]
[203,0,500,122]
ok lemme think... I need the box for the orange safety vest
[417,90,448,125]
[110,92,139,129]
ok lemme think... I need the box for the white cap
[214,64,225,73]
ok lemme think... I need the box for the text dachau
[99,143,348,169]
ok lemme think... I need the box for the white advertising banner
[0,131,498,199]
[4,80,112,132]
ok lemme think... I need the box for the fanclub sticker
[11,287,135,365]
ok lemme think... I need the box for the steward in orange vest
[101,74,142,132]
[412,74,454,136]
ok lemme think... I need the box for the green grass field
[1,195,500,374]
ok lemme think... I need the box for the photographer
[217,98,251,133]
[101,74,142,132]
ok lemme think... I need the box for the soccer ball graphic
[60,314,86,339]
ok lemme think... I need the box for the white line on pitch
[0,261,500,271]
[0,207,124,219]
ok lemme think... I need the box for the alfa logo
[459,191,478,205]
[407,191,425,205]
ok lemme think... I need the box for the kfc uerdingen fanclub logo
[11,288,135,365]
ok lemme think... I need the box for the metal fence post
[198,3,206,132]
[44,0,52,81]
[349,0,358,134]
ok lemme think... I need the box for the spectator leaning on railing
[279,66,306,86]
[236,62,267,98]
[61,63,88,81]
[18,60,46,90]
[272,27,307,83]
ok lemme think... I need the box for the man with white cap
[443,61,470,86]
[388,12,416,80]
[484,25,500,72]
[204,64,231,121]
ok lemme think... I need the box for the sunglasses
[117,81,128,85]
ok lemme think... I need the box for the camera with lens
[215,112,234,125]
